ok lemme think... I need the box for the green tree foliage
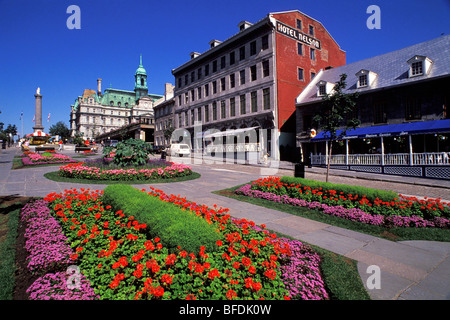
[49,121,70,141]
[113,138,153,166]
[313,74,360,182]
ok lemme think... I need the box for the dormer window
[318,84,326,96]
[407,55,432,78]
[359,74,368,87]
[316,80,333,97]
[411,61,423,76]
[355,69,377,88]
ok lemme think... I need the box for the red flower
[226,289,237,300]
[241,257,251,267]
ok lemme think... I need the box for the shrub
[112,139,153,167]
[102,185,222,254]
[280,176,398,203]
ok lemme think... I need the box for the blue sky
[0,0,449,137]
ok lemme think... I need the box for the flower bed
[20,199,99,300]
[26,187,331,300]
[22,151,76,165]
[235,178,450,229]
[58,160,193,181]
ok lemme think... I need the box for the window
[213,60,217,72]
[411,61,423,76]
[191,72,195,82]
[405,97,422,120]
[310,48,315,60]
[197,107,202,122]
[359,74,368,87]
[185,93,189,104]
[297,43,303,55]
[373,102,387,124]
[205,64,209,76]
[318,84,326,96]
[110,101,114,106]
[220,77,226,91]
[191,89,195,101]
[230,97,236,116]
[185,112,188,126]
[178,114,182,127]
[184,75,188,86]
[212,102,217,121]
[204,105,209,122]
[212,81,217,94]
[309,25,314,36]
[240,70,245,85]
[197,87,202,99]
[230,73,235,88]
[263,88,270,110]
[239,46,245,60]
[240,94,246,115]
[197,68,202,79]
[178,78,182,88]
[251,91,257,112]
[250,65,257,81]
[221,100,226,119]
[262,60,270,77]
[250,41,257,56]
[204,84,209,97]
[311,72,316,80]
[262,35,269,50]
[296,19,302,30]
[221,56,226,69]
[298,68,304,81]
[230,51,235,65]
[191,110,194,125]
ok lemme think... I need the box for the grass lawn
[44,170,201,184]
[213,185,450,243]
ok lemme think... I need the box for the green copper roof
[135,54,147,76]
[101,89,136,107]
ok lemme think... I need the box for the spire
[140,54,143,66]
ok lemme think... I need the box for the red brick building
[172,10,345,161]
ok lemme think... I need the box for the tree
[313,74,360,182]
[49,121,70,141]
[163,125,175,146]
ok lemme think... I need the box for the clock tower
[134,54,148,100]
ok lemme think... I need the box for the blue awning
[311,119,450,141]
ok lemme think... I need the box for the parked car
[104,139,118,147]
[168,144,191,157]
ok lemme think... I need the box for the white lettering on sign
[276,21,321,50]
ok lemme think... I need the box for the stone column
[33,88,44,132]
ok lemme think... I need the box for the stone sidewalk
[1,146,449,300]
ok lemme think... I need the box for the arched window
[141,78,145,86]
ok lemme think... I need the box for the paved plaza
[1,146,449,300]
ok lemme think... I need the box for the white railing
[311,152,450,166]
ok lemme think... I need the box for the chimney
[164,83,175,100]
[97,78,102,95]
[238,21,253,32]
[209,39,222,48]
[190,52,201,60]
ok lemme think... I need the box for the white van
[169,144,191,157]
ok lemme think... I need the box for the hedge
[280,176,398,203]
[102,185,222,255]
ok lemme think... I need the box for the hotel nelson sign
[275,21,321,50]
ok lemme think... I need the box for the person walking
[58,139,63,151]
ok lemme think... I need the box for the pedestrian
[58,140,63,151]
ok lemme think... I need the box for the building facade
[295,35,450,179]
[154,83,175,147]
[69,56,163,142]
[171,10,345,161]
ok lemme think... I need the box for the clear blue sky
[0,0,449,137]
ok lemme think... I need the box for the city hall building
[171,10,345,161]
[69,56,163,142]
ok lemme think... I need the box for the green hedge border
[43,171,201,185]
